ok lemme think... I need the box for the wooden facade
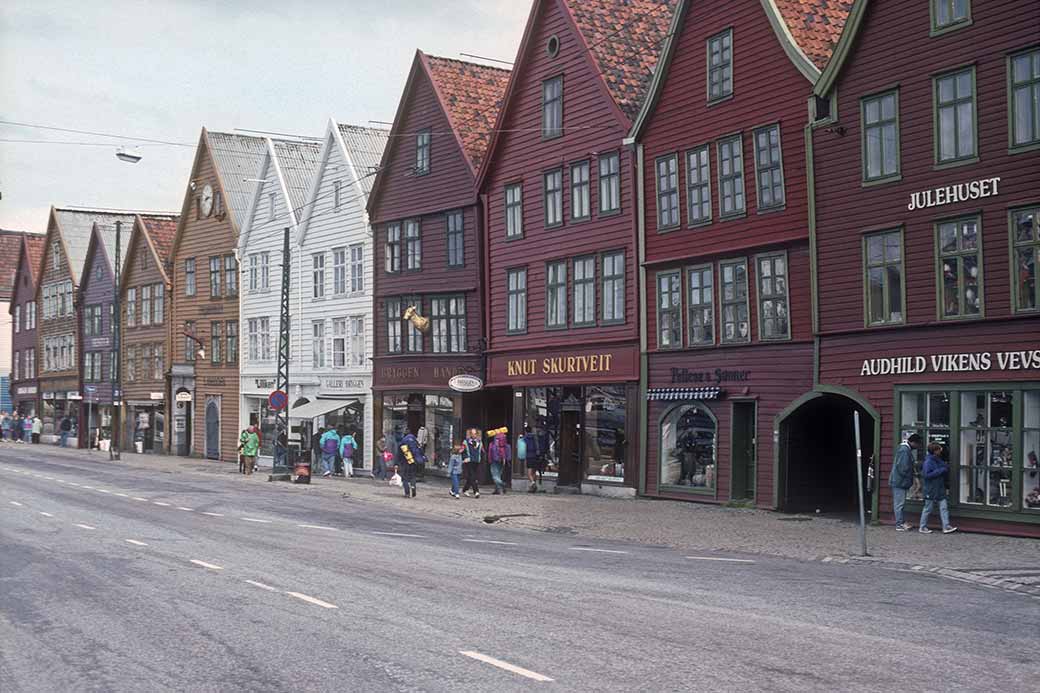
[9,234,45,417]
[76,224,120,449]
[810,0,1040,534]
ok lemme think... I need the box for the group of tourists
[889,433,958,534]
[0,411,43,445]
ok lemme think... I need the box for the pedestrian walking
[461,428,483,498]
[889,433,920,531]
[1,411,10,442]
[488,429,511,495]
[373,434,388,480]
[31,415,42,444]
[21,415,32,444]
[239,425,260,475]
[58,416,72,447]
[520,425,544,493]
[447,444,464,498]
[919,443,957,534]
[398,430,425,498]
[319,427,340,478]
[339,430,358,478]
[273,429,288,469]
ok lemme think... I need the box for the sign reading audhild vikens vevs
[861,350,1040,376]
[907,176,999,211]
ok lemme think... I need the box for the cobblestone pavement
[11,444,1039,595]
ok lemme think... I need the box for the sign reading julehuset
[907,176,1000,211]
[861,350,1040,376]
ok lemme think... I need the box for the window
[1012,206,1039,312]
[268,192,275,220]
[350,244,364,292]
[125,346,136,382]
[1010,49,1040,148]
[154,284,164,324]
[935,68,976,164]
[386,298,402,354]
[153,343,165,379]
[505,184,523,238]
[720,259,750,344]
[332,247,346,294]
[546,260,567,328]
[248,318,260,361]
[184,321,196,362]
[862,91,900,181]
[333,318,347,367]
[311,321,325,368]
[405,220,421,271]
[573,256,595,326]
[657,271,682,349]
[350,316,365,366]
[717,135,745,217]
[12,351,19,381]
[544,169,563,228]
[415,130,431,175]
[687,265,714,346]
[757,253,790,340]
[570,162,590,221]
[209,257,221,297]
[753,124,785,210]
[431,295,466,353]
[447,212,464,267]
[405,297,423,352]
[937,217,982,318]
[185,258,196,296]
[707,29,733,101]
[599,152,621,214]
[312,253,325,299]
[333,180,342,211]
[656,155,680,228]
[210,321,222,364]
[865,230,905,325]
[260,252,269,290]
[542,76,563,138]
[225,321,237,364]
[248,254,259,291]
[13,305,19,333]
[248,317,271,361]
[507,268,527,333]
[660,404,717,490]
[224,255,237,296]
[52,241,60,269]
[141,285,152,326]
[686,146,712,225]
[27,301,35,329]
[87,304,102,337]
[385,222,401,273]
[27,349,35,379]
[601,251,624,324]
[932,0,970,32]
[959,391,1013,508]
[126,288,136,328]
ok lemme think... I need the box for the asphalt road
[1,446,1038,692]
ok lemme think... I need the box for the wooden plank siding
[76,228,117,447]
[10,236,44,415]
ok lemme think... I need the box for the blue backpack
[517,435,528,461]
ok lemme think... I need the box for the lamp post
[110,220,122,460]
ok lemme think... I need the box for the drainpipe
[634,143,648,499]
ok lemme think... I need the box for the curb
[820,554,1040,599]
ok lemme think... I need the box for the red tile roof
[25,234,46,282]
[773,0,853,70]
[0,231,29,299]
[564,0,678,122]
[140,215,179,266]
[424,54,512,170]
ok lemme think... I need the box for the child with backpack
[339,430,358,478]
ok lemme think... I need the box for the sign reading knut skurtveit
[861,350,1040,376]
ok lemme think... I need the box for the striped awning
[647,387,722,401]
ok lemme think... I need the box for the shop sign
[66,391,82,400]
[507,353,614,377]
[254,378,276,390]
[42,392,55,400]
[670,368,750,385]
[321,377,365,392]
[16,385,37,395]
[860,350,1040,376]
[907,176,1000,211]
[175,418,186,432]
[149,392,164,400]
[203,377,226,386]
[448,374,483,392]
[175,392,193,403]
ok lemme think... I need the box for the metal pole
[854,410,868,557]
[271,226,291,481]
[110,221,122,460]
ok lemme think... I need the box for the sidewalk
[13,444,1040,591]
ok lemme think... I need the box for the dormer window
[268,192,276,220]
[707,29,733,102]
[51,241,60,269]
[416,130,431,175]
[932,0,970,33]
[333,180,342,211]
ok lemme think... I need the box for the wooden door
[731,401,756,501]
[205,399,220,459]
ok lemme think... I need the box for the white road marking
[82,485,95,490]
[9,501,23,507]
[132,497,149,502]
[202,512,225,517]
[190,559,224,571]
[74,524,96,530]
[152,501,170,507]
[371,531,425,538]
[685,556,756,563]
[570,546,629,554]
[177,507,195,512]
[297,524,338,531]
[43,476,55,480]
[241,518,272,524]
[245,580,278,592]
[39,511,54,517]
[97,489,111,494]
[463,539,519,546]
[125,539,149,546]
[114,493,129,498]
[70,483,83,487]
[459,651,554,682]
[286,591,338,609]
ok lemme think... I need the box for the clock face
[201,184,214,217]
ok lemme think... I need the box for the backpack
[517,435,527,461]
[322,436,339,454]
[341,438,355,458]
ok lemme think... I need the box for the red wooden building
[8,233,45,418]
[630,0,849,508]
[368,51,511,471]
[478,0,677,493]
[809,0,1040,534]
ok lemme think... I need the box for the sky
[0,0,530,234]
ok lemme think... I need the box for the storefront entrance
[205,399,220,460]
[731,401,757,501]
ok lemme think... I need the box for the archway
[778,391,876,514]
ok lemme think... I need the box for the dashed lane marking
[190,560,224,571]
[371,531,425,538]
[202,512,225,517]
[245,580,278,592]
[297,524,338,531]
[82,485,95,490]
[114,493,129,498]
[685,556,756,563]
[39,511,53,517]
[463,539,519,546]
[133,497,149,502]
[241,518,272,524]
[9,501,23,507]
[286,591,338,609]
[125,539,148,546]
[97,489,111,494]
[74,524,96,530]
[152,502,170,507]
[570,547,629,555]
[459,651,554,683]
[177,507,195,512]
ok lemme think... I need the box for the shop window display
[423,395,458,470]
[583,385,627,480]
[525,387,562,476]
[1023,390,1040,510]
[660,404,716,491]
[900,391,951,500]
[959,391,1014,508]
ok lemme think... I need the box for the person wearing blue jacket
[339,431,358,478]
[919,442,957,534]
[889,433,921,531]
[319,428,341,478]
[398,431,426,498]
[447,444,464,499]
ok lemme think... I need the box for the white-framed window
[601,251,625,324]
[350,244,364,292]
[350,316,365,366]
[544,169,563,228]
[505,184,523,238]
[707,29,733,101]
[386,298,402,354]
[573,256,595,326]
[126,287,137,328]
[657,271,682,349]
[546,260,567,329]
[688,264,714,346]
[209,256,221,297]
[153,283,164,324]
[507,268,527,333]
[542,76,563,138]
[13,305,20,333]
[248,318,260,362]
[431,295,466,353]
[686,145,712,225]
[312,253,325,299]
[260,252,269,290]
[260,317,271,360]
[249,254,259,291]
[184,258,196,296]
[757,252,791,340]
[405,297,423,353]
[333,247,347,295]
[13,351,20,381]
[753,124,785,210]
[312,320,325,368]
[333,317,347,367]
[405,220,421,270]
[224,255,237,296]
[385,222,401,273]
[27,301,35,329]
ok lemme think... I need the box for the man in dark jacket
[889,433,920,531]
[398,431,426,498]
[919,442,957,534]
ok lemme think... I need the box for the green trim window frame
[446,210,464,267]
[861,90,900,182]
[930,0,971,35]
[415,129,431,176]
[656,270,682,350]
[386,297,402,354]
[405,219,422,271]
[544,168,564,228]
[864,229,905,326]
[655,154,680,230]
[600,250,625,325]
[707,29,733,102]
[686,264,714,347]
[1008,48,1040,150]
[752,124,785,210]
[542,75,563,139]
[570,161,590,221]
[686,145,712,226]
[507,268,527,334]
[934,67,977,165]
[717,135,746,218]
[545,260,567,329]
[598,152,621,215]
[385,222,401,273]
[720,258,750,344]
[572,256,596,327]
[1010,205,1039,313]
[936,216,983,319]
[505,184,523,239]
[756,252,791,341]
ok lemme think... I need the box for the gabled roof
[240,137,322,250]
[773,0,853,72]
[337,124,391,197]
[0,230,32,299]
[424,54,511,170]
[813,0,868,96]
[25,234,45,283]
[140,215,178,267]
[271,138,323,213]
[205,131,270,231]
[52,208,137,284]
[85,213,178,292]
